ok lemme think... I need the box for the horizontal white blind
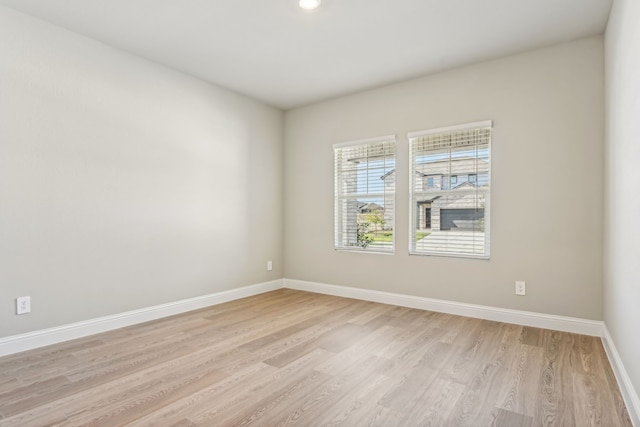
[409,123,491,258]
[334,137,396,252]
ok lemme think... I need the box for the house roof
[452,181,479,190]
[358,202,384,212]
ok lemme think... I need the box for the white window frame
[334,135,396,253]
[408,121,491,259]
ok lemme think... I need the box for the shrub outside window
[334,136,396,252]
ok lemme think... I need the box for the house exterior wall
[430,194,486,231]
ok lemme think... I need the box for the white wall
[0,6,283,337]
[285,37,604,320]
[604,0,640,410]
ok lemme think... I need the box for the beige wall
[0,1,613,353]
[285,37,604,320]
[0,6,284,337]
[604,0,640,408]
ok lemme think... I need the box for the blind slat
[335,138,396,252]
[409,123,491,258]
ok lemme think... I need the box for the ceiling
[0,0,612,109]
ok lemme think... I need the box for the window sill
[335,248,395,255]
[408,251,490,260]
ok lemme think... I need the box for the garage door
[440,209,484,230]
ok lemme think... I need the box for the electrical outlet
[267,260,273,271]
[515,281,526,296]
[16,296,31,314]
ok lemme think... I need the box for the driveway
[416,230,486,255]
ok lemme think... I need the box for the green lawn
[366,231,393,242]
[366,231,430,242]
[416,231,430,240]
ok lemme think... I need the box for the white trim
[5,277,634,424]
[408,250,490,260]
[334,248,394,255]
[333,134,396,149]
[283,279,603,336]
[407,120,492,139]
[0,279,284,357]
[602,325,640,426]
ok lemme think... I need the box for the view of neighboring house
[381,156,489,233]
[357,201,384,214]
[357,202,386,228]
[334,140,396,250]
[414,156,489,232]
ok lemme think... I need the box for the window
[409,121,491,258]
[334,136,395,252]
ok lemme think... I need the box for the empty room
[0,0,638,426]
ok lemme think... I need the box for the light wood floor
[0,289,632,426]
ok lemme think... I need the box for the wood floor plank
[209,364,333,426]
[0,375,71,415]
[379,342,457,412]
[169,420,197,427]
[495,343,545,417]
[126,362,280,426]
[446,321,523,426]
[315,373,404,426]
[399,377,467,426]
[0,289,632,426]
[185,349,334,426]
[253,354,386,426]
[237,308,343,353]
[492,408,534,427]
[520,326,544,347]
[0,339,104,376]
[315,325,399,376]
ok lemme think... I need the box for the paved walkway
[416,230,486,255]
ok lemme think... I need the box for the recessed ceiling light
[299,0,321,11]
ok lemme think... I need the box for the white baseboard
[602,326,640,426]
[283,280,640,419]
[4,276,635,424]
[0,279,284,357]
[0,277,603,354]
[283,279,603,336]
